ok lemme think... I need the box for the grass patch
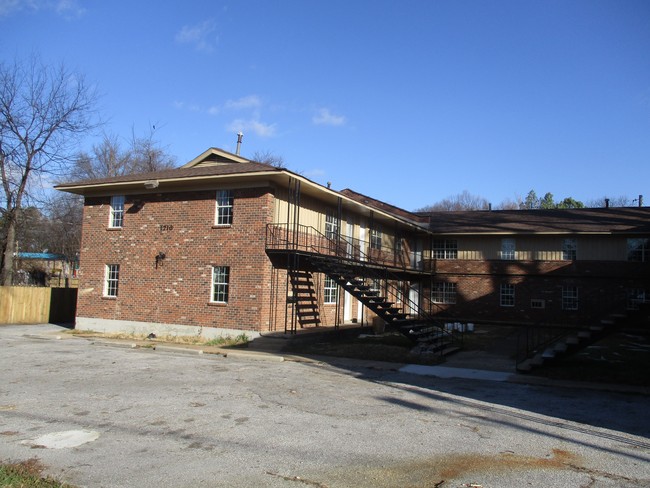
[0,459,76,487]
[204,333,250,348]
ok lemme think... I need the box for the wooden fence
[0,286,77,325]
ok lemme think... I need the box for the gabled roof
[55,147,278,194]
[418,207,650,235]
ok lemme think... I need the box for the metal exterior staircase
[287,269,321,329]
[516,300,650,372]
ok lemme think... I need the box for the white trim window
[562,286,579,310]
[627,238,650,262]
[211,266,230,303]
[109,195,125,228]
[433,239,458,259]
[215,190,234,226]
[325,211,339,240]
[370,225,382,250]
[324,276,337,304]
[500,238,515,260]
[104,264,120,297]
[431,282,457,304]
[562,238,577,261]
[500,283,515,307]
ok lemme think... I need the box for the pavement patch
[21,430,100,449]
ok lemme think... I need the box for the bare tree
[0,56,98,285]
[67,128,176,182]
[251,150,285,168]
[416,190,489,211]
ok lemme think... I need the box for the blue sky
[2,0,649,210]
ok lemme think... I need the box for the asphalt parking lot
[1,324,649,488]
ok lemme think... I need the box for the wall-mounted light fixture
[144,180,159,189]
[155,251,166,268]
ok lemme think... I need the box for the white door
[409,282,420,315]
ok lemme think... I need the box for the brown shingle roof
[55,161,278,189]
[339,188,428,223]
[417,207,650,235]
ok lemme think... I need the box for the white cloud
[225,95,262,110]
[227,118,277,138]
[0,0,84,18]
[312,108,346,126]
[175,19,217,52]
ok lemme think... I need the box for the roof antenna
[236,132,243,155]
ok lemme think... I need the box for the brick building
[56,147,650,345]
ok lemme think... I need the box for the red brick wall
[77,187,275,332]
[423,258,650,326]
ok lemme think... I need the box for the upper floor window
[562,238,577,261]
[628,238,650,262]
[500,238,516,260]
[109,195,125,228]
[324,276,337,304]
[433,239,458,259]
[325,211,339,240]
[211,266,230,303]
[104,264,120,297]
[370,225,382,250]
[432,282,457,304]
[215,190,234,226]
[562,286,579,310]
[500,283,515,307]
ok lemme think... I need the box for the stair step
[554,342,568,353]
[565,335,580,345]
[577,331,591,339]
[589,325,605,332]
[531,354,545,366]
[541,348,556,359]
[298,318,321,325]
[517,360,533,372]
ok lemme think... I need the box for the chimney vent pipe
[639,195,643,207]
[236,132,243,155]
[605,198,610,208]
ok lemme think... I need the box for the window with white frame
[562,238,577,260]
[500,238,516,260]
[369,278,381,293]
[109,195,125,228]
[370,225,382,250]
[433,239,458,259]
[104,264,120,297]
[627,238,650,262]
[431,282,457,304]
[626,288,647,310]
[561,286,579,310]
[215,190,234,226]
[324,276,337,304]
[500,283,515,307]
[325,211,339,240]
[211,266,230,303]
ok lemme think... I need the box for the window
[627,238,650,262]
[562,286,579,310]
[109,195,125,228]
[433,239,458,259]
[562,238,577,261]
[369,278,381,293]
[324,276,337,304]
[104,264,120,297]
[626,288,647,310]
[500,239,515,260]
[500,283,515,307]
[211,266,230,303]
[370,225,382,250]
[431,282,457,304]
[215,190,234,226]
[325,211,339,240]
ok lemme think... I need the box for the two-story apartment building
[56,148,431,339]
[56,147,650,343]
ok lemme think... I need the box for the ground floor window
[104,264,120,297]
[432,282,457,304]
[324,276,337,304]
[211,266,230,303]
[500,283,515,307]
[561,286,579,310]
[627,288,647,310]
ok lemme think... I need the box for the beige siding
[453,235,631,261]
